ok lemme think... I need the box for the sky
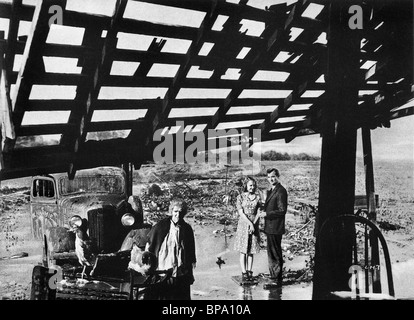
[0,0,413,162]
[257,114,414,161]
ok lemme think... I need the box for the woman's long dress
[233,192,261,254]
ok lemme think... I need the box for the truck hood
[59,194,126,220]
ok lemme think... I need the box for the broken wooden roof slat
[207,0,310,135]
[87,119,146,132]
[6,0,64,154]
[17,123,76,136]
[25,97,319,112]
[25,99,81,111]
[69,0,129,156]
[149,1,221,137]
[165,111,268,127]
[4,0,22,85]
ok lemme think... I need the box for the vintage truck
[29,166,153,300]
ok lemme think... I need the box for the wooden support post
[0,35,15,172]
[362,127,382,293]
[362,127,376,221]
[312,0,362,300]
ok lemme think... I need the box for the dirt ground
[1,160,413,300]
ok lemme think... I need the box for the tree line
[260,150,320,161]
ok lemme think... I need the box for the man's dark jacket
[263,183,288,235]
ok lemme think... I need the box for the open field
[1,159,413,299]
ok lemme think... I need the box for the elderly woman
[145,199,196,300]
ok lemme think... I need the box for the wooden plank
[18,123,76,136]
[1,40,317,75]
[25,99,81,111]
[1,39,97,60]
[8,0,63,151]
[9,72,88,86]
[262,128,318,143]
[84,97,312,110]
[205,1,307,133]
[116,18,321,57]
[389,106,414,120]
[0,39,15,143]
[66,0,129,179]
[94,99,159,110]
[362,128,376,219]
[252,2,328,137]
[59,26,104,153]
[284,109,310,117]
[165,112,268,126]
[87,119,146,132]
[7,70,375,91]
[0,54,16,170]
[271,120,304,129]
[100,75,329,90]
[5,0,22,84]
[149,1,221,136]
[133,38,166,77]
[113,47,309,73]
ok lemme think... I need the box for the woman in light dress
[233,177,263,281]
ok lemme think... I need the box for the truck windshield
[59,175,125,195]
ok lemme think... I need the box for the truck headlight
[69,215,83,228]
[121,213,135,226]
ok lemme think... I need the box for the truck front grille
[87,206,118,253]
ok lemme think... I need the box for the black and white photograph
[0,0,413,304]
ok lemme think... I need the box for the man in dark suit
[263,168,288,285]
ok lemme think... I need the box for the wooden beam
[6,0,63,152]
[113,47,309,73]
[5,0,22,84]
[149,0,222,136]
[361,126,382,293]
[87,119,146,132]
[271,120,304,129]
[390,106,414,120]
[0,138,149,181]
[165,112,268,126]
[133,38,166,78]
[0,39,97,60]
[312,0,362,300]
[284,109,310,117]
[9,72,88,86]
[59,26,103,151]
[262,127,318,142]
[206,0,309,134]
[1,38,317,75]
[17,123,76,136]
[67,0,129,179]
[100,76,329,90]
[0,49,16,170]
[362,128,376,220]
[53,97,318,110]
[25,99,81,111]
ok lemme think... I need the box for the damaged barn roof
[0,0,413,180]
